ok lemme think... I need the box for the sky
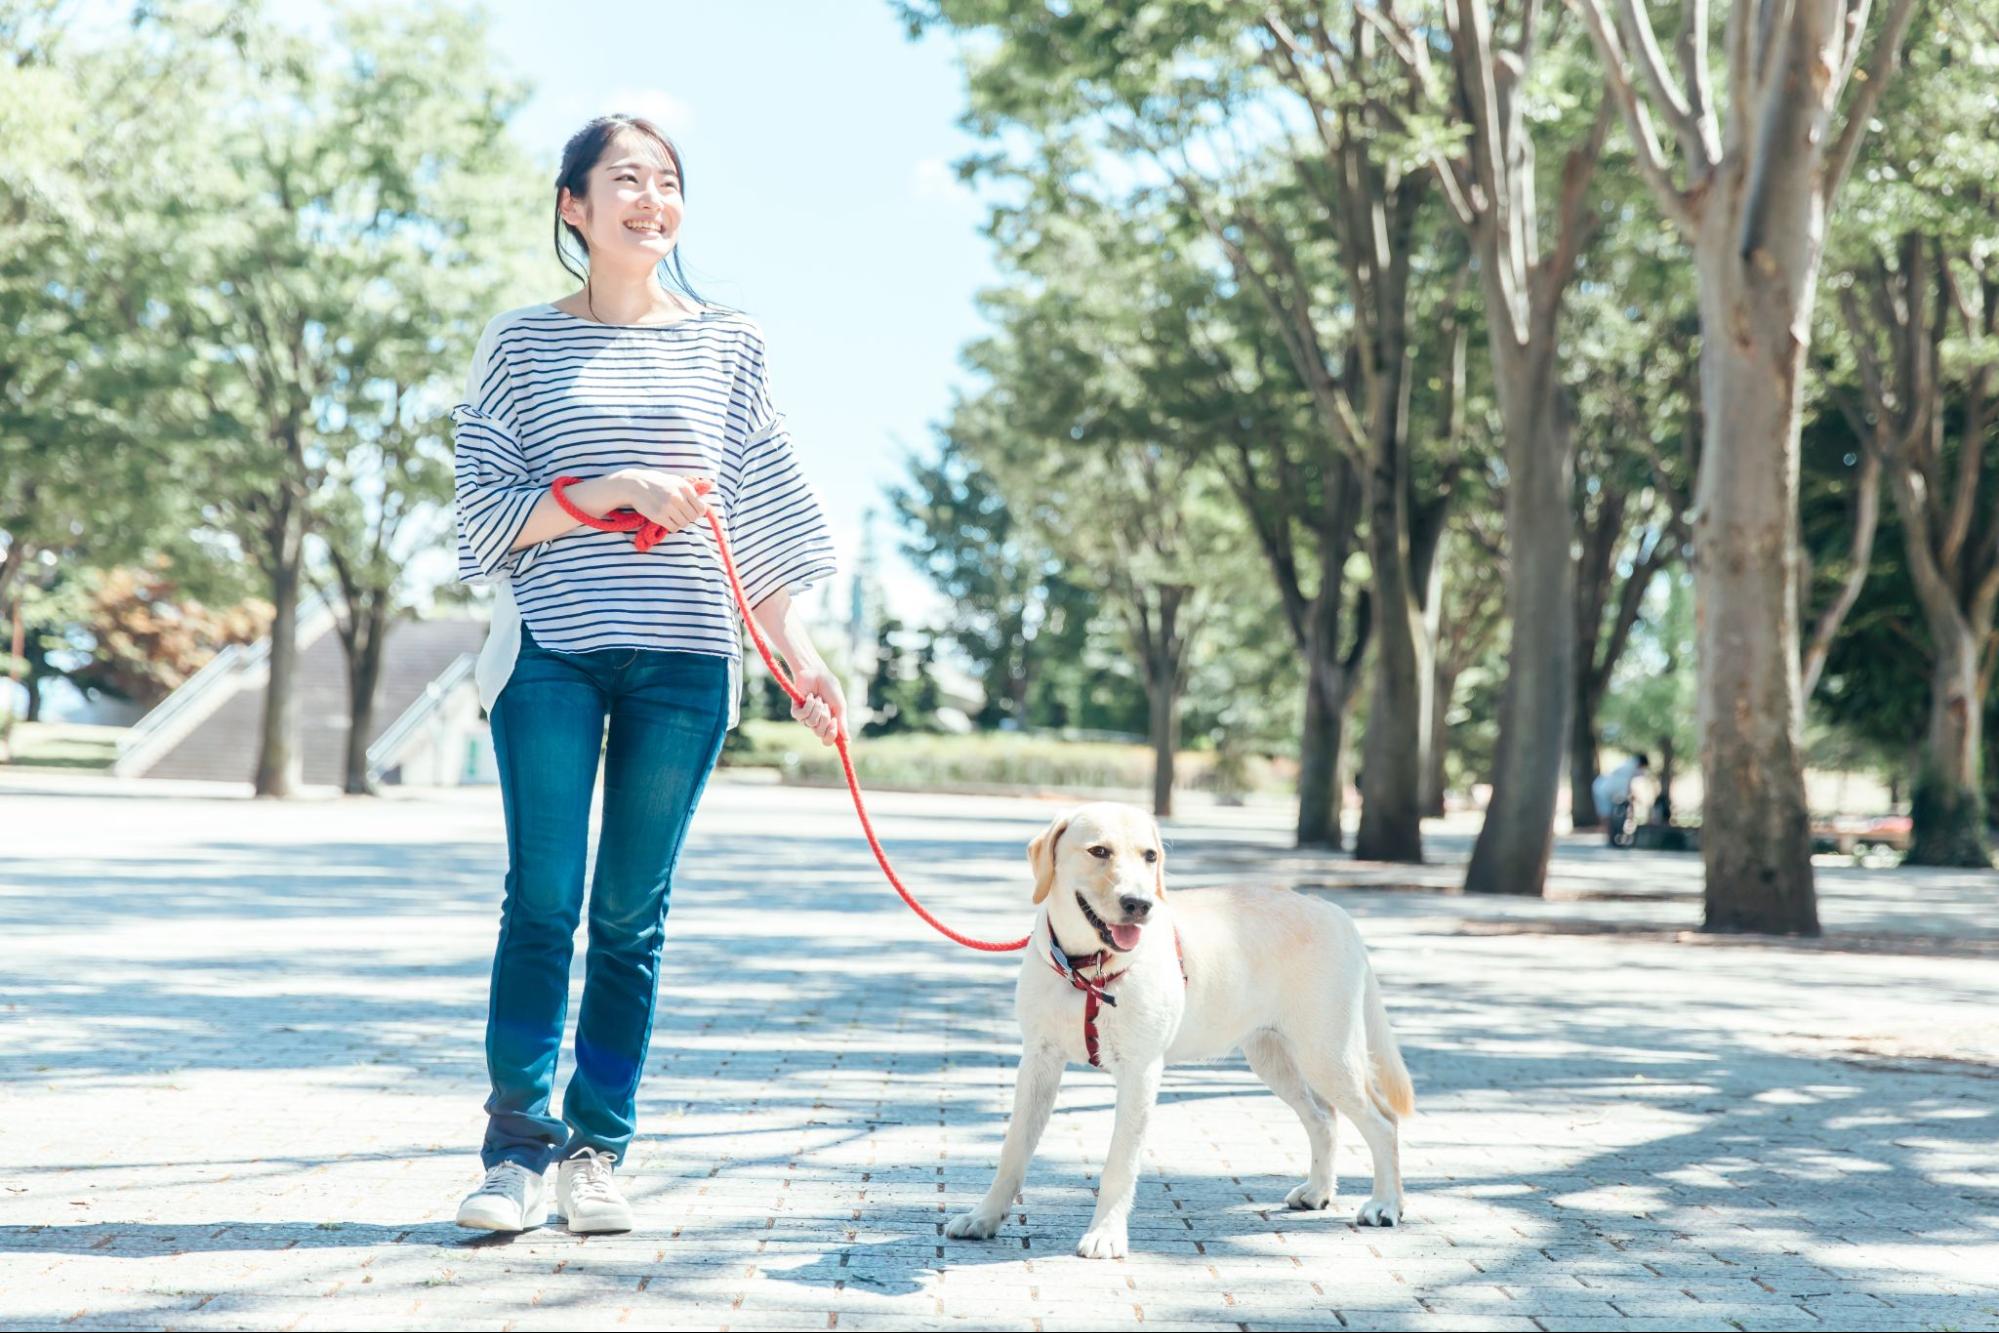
[480,0,1005,631]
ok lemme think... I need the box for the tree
[1560,254,1696,827]
[1425,495,1508,814]
[161,2,538,796]
[1822,16,1999,865]
[48,566,270,711]
[1,8,224,680]
[1360,0,1616,891]
[899,1,1436,860]
[1573,0,1922,932]
[950,187,1267,816]
[300,7,540,794]
[889,433,1080,728]
[1836,234,1996,864]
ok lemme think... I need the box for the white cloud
[597,88,698,137]
[909,157,968,203]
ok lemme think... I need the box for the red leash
[550,476,1030,954]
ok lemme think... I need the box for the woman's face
[558,131,684,270]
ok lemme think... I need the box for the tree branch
[1800,444,1881,698]
[1613,0,1711,169]
[1679,0,1723,161]
[1822,0,1920,207]
[1566,0,1702,234]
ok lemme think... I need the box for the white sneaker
[557,1146,633,1233]
[455,1161,549,1232]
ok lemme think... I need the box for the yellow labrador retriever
[946,802,1414,1259]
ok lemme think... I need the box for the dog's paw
[944,1210,1002,1240]
[1075,1224,1128,1259]
[1354,1195,1403,1227]
[1284,1180,1336,1211]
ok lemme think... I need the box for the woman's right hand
[617,467,713,536]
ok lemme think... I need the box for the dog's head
[1028,802,1166,954]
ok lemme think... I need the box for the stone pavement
[1,774,1995,1331]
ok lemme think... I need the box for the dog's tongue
[1110,922,1144,951]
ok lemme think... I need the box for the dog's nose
[1118,895,1152,921]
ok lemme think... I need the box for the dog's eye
[1088,845,1111,859]
[1143,849,1159,863]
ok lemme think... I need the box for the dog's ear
[1028,814,1070,904]
[1152,821,1167,900]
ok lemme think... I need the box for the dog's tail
[1363,966,1415,1120]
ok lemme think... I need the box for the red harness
[1046,928,1188,1068]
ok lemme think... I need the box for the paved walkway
[1,776,1995,1330]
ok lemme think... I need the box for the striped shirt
[451,302,839,729]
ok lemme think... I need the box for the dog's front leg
[1077,1057,1163,1259]
[945,1042,1065,1240]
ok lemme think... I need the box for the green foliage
[1598,571,1696,765]
[863,617,946,736]
[730,720,1289,797]
[887,433,1089,728]
[3,2,545,741]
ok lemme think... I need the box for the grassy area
[721,719,1292,799]
[1,722,123,771]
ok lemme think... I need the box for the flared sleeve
[721,325,839,608]
[452,315,547,586]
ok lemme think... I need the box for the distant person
[1593,752,1652,824]
[450,115,845,1236]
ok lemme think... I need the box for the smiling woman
[448,112,849,1241]
[551,115,705,327]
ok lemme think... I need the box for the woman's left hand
[788,665,848,746]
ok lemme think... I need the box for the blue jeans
[481,623,732,1171]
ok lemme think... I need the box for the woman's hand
[617,467,713,536]
[787,664,848,747]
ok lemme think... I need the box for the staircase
[126,612,488,786]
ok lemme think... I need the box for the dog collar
[1044,924,1187,1069]
[1046,936,1123,1003]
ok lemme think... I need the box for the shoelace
[476,1162,528,1197]
[567,1148,619,1202]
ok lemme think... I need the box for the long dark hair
[553,115,715,320]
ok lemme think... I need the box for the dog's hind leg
[945,1042,1064,1241]
[1244,1029,1337,1210]
[1295,1046,1405,1227]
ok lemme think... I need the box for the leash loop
[549,476,1031,954]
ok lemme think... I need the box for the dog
[946,802,1414,1259]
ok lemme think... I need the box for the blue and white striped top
[451,302,839,729]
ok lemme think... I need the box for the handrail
[114,592,335,775]
[366,651,478,780]
[117,643,245,756]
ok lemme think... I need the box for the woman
[451,114,847,1234]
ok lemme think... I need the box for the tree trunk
[1135,585,1188,821]
[1904,611,1991,866]
[1465,376,1577,896]
[0,537,28,637]
[1568,689,1602,831]
[18,624,53,722]
[1413,503,1451,819]
[1423,658,1458,818]
[342,597,389,797]
[254,494,307,798]
[1354,410,1426,862]
[1146,673,1177,819]
[1567,497,1613,833]
[1692,253,1818,934]
[1296,482,1362,850]
[1355,535,1426,861]
[1656,734,1676,824]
